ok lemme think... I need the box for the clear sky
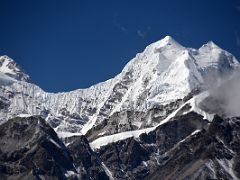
[0,0,240,92]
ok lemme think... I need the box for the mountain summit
[0,55,31,82]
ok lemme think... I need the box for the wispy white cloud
[113,14,128,33]
[137,30,146,38]
[114,21,128,33]
[137,26,151,39]
[113,13,151,38]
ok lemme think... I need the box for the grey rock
[0,116,109,180]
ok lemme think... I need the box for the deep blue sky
[0,0,240,92]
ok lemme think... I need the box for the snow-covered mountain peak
[201,40,219,49]
[121,36,185,76]
[108,37,239,110]
[1,55,18,70]
[0,55,15,73]
[150,35,183,52]
[156,35,174,44]
[0,36,239,137]
[0,55,31,82]
[163,35,173,41]
[195,41,239,71]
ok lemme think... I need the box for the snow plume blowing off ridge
[200,69,240,117]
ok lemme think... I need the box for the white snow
[64,170,76,178]
[178,129,201,144]
[17,114,33,118]
[101,162,114,180]
[48,138,62,149]
[90,126,155,150]
[98,131,106,136]
[194,41,239,69]
[57,132,82,138]
[217,159,238,180]
[81,101,106,135]
[0,56,16,74]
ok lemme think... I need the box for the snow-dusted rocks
[0,116,109,179]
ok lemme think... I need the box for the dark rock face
[95,112,208,179]
[0,116,74,179]
[0,116,109,180]
[98,137,150,179]
[95,112,240,180]
[66,135,109,180]
[1,112,240,180]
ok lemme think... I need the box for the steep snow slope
[0,56,31,82]
[81,36,239,136]
[0,36,239,137]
